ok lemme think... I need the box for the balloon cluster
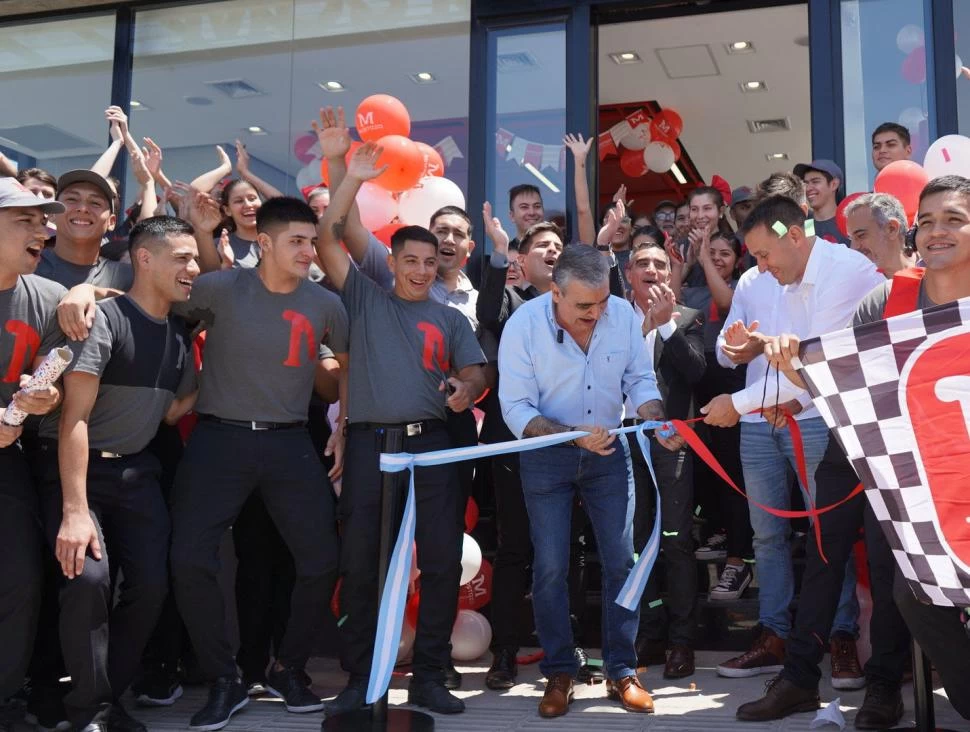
[897,24,963,86]
[617,108,684,178]
[398,497,494,665]
[294,94,465,242]
[835,133,970,236]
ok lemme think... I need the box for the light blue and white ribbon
[366,421,671,704]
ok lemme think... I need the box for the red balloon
[373,223,402,247]
[835,192,867,237]
[620,147,648,178]
[651,109,683,142]
[874,160,930,225]
[669,139,682,162]
[293,134,317,165]
[374,135,424,192]
[330,577,342,618]
[405,591,420,628]
[901,47,927,85]
[415,141,445,177]
[356,94,411,142]
[464,497,479,533]
[457,559,493,611]
[319,141,362,186]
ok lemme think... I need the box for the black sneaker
[709,563,753,601]
[443,661,462,690]
[24,684,69,732]
[188,676,248,731]
[407,679,464,714]
[244,679,266,697]
[323,678,369,717]
[105,703,147,732]
[695,532,728,560]
[132,668,184,707]
[265,665,324,713]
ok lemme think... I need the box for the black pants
[338,424,461,684]
[0,445,43,700]
[629,434,697,646]
[694,359,753,559]
[36,444,169,728]
[893,573,970,720]
[782,437,910,689]
[171,421,339,680]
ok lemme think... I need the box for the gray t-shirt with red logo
[175,267,349,423]
[340,265,485,424]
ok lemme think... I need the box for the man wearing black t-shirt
[36,216,199,732]
[317,144,486,717]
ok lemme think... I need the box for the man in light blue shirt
[498,245,681,718]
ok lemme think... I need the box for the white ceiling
[599,3,812,191]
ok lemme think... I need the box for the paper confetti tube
[2,347,73,426]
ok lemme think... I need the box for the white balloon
[896,24,924,54]
[459,533,482,586]
[295,160,323,191]
[643,141,675,173]
[897,106,926,132]
[397,620,415,665]
[356,182,398,232]
[620,123,651,151]
[398,176,466,227]
[923,134,970,178]
[450,610,492,661]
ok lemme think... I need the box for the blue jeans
[519,441,637,681]
[740,418,859,639]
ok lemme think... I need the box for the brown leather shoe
[606,675,654,713]
[829,633,865,690]
[716,627,786,678]
[538,673,574,718]
[736,674,820,721]
[664,644,695,679]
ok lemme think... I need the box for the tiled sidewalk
[78,650,966,731]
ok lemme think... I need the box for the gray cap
[731,186,754,205]
[56,169,116,212]
[0,177,66,214]
[793,159,844,184]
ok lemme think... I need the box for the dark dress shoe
[443,661,462,690]
[485,648,518,690]
[664,644,695,679]
[538,673,574,718]
[854,680,903,729]
[635,638,668,667]
[407,679,464,714]
[736,675,820,721]
[574,647,605,684]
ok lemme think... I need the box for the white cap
[0,177,65,214]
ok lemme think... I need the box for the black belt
[622,418,645,427]
[348,420,445,437]
[199,414,307,431]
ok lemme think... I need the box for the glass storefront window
[128,0,470,204]
[485,24,567,243]
[840,0,929,190]
[0,14,115,176]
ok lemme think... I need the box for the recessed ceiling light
[740,80,767,93]
[318,81,345,92]
[766,152,790,161]
[130,100,142,108]
[129,99,151,110]
[246,125,267,135]
[726,40,755,54]
[408,72,438,84]
[609,51,642,65]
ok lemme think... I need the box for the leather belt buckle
[405,422,423,437]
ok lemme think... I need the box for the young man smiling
[794,160,848,245]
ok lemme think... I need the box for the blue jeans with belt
[519,440,638,681]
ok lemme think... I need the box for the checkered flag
[794,297,970,607]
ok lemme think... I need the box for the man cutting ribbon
[498,244,681,718]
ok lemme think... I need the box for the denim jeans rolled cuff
[519,441,638,681]
[740,417,858,639]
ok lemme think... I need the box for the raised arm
[129,149,157,225]
[189,146,232,193]
[0,150,17,177]
[90,107,126,178]
[692,229,735,314]
[317,142,387,290]
[178,184,226,274]
[313,106,374,265]
[235,140,284,200]
[563,134,596,245]
[142,137,171,191]
[477,201,514,332]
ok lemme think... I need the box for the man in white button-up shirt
[700,194,884,683]
[499,245,679,718]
